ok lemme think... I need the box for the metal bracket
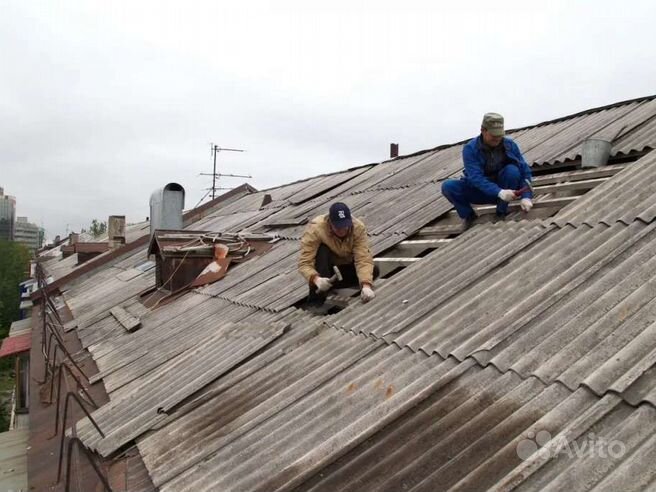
[56,392,105,483]
[63,437,112,492]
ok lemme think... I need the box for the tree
[0,241,29,381]
[89,219,107,238]
[0,241,30,338]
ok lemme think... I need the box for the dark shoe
[495,212,508,221]
[461,214,477,232]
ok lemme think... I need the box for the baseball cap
[482,112,505,137]
[328,202,352,228]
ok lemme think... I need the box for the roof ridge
[255,94,656,190]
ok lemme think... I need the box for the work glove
[520,198,533,212]
[498,189,517,202]
[361,285,375,303]
[314,276,333,293]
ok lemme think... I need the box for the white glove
[314,276,333,293]
[520,198,533,212]
[498,189,517,202]
[361,285,375,303]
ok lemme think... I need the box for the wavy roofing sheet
[330,220,656,408]
[159,343,465,492]
[138,326,383,488]
[553,151,656,226]
[297,365,656,492]
[49,94,656,492]
[75,319,286,457]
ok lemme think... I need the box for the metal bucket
[581,138,612,168]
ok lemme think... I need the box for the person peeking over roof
[298,202,378,306]
[441,112,534,231]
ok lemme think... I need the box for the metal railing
[35,264,112,491]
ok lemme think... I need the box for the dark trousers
[441,164,523,218]
[307,244,379,304]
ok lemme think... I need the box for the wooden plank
[416,224,463,236]
[393,239,453,255]
[532,164,626,186]
[532,177,610,195]
[374,257,422,266]
[110,306,141,333]
[475,196,578,215]
[399,239,452,246]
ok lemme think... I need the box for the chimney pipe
[108,215,126,249]
[581,138,612,168]
[390,143,399,159]
[150,183,185,237]
[69,233,79,245]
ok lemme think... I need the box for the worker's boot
[461,213,477,232]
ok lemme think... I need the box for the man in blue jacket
[441,113,533,229]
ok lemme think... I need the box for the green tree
[0,241,30,339]
[89,219,107,238]
[0,241,29,387]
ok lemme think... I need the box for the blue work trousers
[441,164,522,219]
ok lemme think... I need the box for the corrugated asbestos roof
[75,319,287,457]
[37,94,656,492]
[158,343,465,492]
[297,366,656,492]
[553,151,656,226]
[329,219,656,407]
[0,430,28,492]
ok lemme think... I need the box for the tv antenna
[200,144,252,200]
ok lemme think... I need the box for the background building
[14,217,42,254]
[0,187,16,241]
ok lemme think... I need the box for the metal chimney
[581,138,612,168]
[150,183,185,237]
[390,143,399,158]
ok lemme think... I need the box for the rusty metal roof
[0,332,32,357]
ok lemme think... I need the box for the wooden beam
[532,164,626,186]
[374,257,422,277]
[416,224,464,237]
[474,196,578,215]
[393,239,453,255]
[532,177,609,195]
[374,257,421,266]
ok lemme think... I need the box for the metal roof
[0,332,31,357]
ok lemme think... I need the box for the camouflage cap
[482,112,505,137]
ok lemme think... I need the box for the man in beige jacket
[299,202,377,305]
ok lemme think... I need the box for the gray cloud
[1,0,655,237]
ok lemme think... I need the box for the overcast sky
[2,0,655,239]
